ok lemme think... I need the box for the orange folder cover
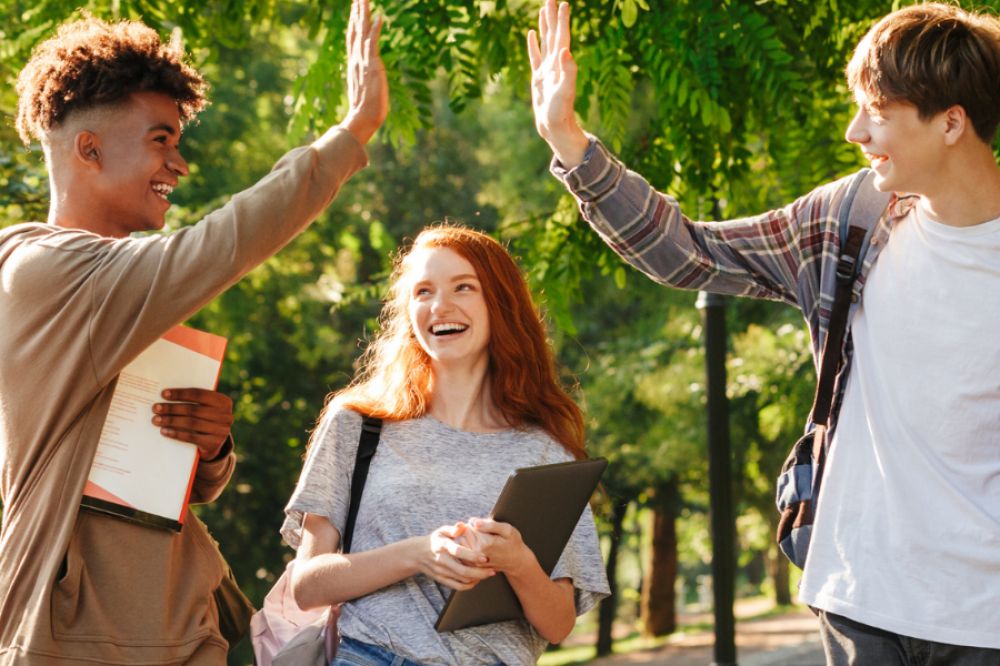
[82,325,227,531]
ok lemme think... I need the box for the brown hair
[15,15,207,145]
[846,3,1000,143]
[332,224,587,460]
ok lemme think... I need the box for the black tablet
[435,457,608,632]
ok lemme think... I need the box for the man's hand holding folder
[152,387,234,461]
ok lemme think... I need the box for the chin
[871,170,900,194]
[872,176,893,193]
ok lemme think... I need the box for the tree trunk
[641,484,679,637]
[596,500,628,656]
[769,543,792,606]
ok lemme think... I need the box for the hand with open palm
[527,0,589,168]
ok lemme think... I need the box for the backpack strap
[342,415,383,554]
[838,168,886,253]
[811,168,892,428]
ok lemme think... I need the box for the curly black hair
[15,15,208,145]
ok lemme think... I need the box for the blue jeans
[331,636,428,666]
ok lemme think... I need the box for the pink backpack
[249,560,339,666]
[252,416,382,664]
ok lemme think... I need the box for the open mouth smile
[864,152,889,168]
[430,322,469,336]
[152,182,174,200]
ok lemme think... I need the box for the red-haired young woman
[281,225,609,665]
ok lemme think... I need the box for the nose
[845,108,870,146]
[430,291,453,315]
[167,148,189,178]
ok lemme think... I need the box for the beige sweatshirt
[0,129,368,665]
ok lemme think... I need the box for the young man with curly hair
[0,1,387,663]
[530,1,1000,664]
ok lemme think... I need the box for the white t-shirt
[799,202,1000,648]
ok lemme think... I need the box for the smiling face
[406,246,491,372]
[85,91,189,237]
[845,94,946,195]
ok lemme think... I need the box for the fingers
[434,556,494,587]
[435,522,466,541]
[368,13,383,61]
[527,29,541,72]
[539,1,549,60]
[469,518,510,537]
[442,540,488,565]
[160,387,233,409]
[361,0,371,36]
[434,523,487,563]
[347,0,358,56]
[544,0,558,57]
[556,1,571,54]
[152,410,232,436]
[153,389,234,453]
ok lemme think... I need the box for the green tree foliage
[6,1,1000,659]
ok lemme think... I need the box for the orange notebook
[82,325,227,532]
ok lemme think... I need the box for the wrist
[201,436,232,463]
[503,546,541,583]
[403,536,429,577]
[545,125,589,170]
[342,113,377,146]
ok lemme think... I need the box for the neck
[47,171,123,238]
[427,358,507,432]
[919,148,1000,227]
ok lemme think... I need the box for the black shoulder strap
[810,169,891,427]
[342,415,382,554]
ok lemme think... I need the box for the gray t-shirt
[282,406,609,665]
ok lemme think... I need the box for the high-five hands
[342,0,388,145]
[527,0,589,168]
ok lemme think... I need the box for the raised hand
[343,0,388,145]
[152,388,234,461]
[527,0,589,168]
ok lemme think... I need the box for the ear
[941,105,968,147]
[73,131,102,170]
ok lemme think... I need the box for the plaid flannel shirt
[552,137,913,428]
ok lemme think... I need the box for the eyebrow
[147,123,179,135]
[412,274,481,286]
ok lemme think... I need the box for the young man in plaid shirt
[528,1,1000,663]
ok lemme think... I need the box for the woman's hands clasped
[416,522,493,591]
[418,518,536,592]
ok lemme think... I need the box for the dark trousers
[819,611,1000,666]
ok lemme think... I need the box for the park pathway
[586,604,825,666]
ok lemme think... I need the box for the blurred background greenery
[4,1,998,663]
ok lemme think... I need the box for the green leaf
[622,0,638,28]
[614,266,627,289]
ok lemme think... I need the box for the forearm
[292,536,423,609]
[89,131,369,385]
[506,557,576,644]
[553,138,802,303]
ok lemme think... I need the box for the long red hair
[329,224,586,459]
